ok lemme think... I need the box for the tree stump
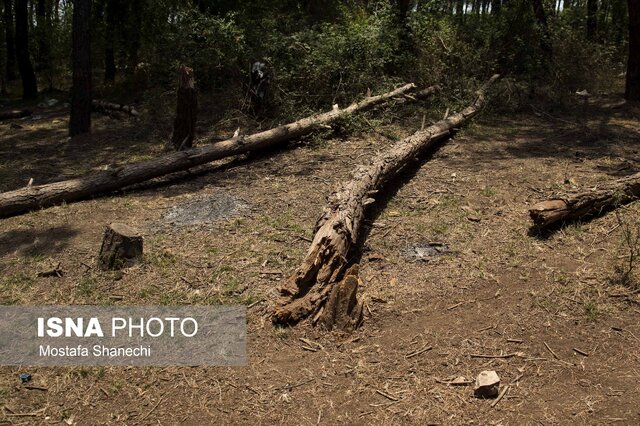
[170,66,198,151]
[97,223,143,270]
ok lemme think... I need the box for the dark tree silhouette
[2,0,16,81]
[587,0,598,39]
[626,0,640,101]
[104,0,116,82]
[69,0,91,136]
[14,0,37,99]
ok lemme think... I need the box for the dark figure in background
[250,61,270,114]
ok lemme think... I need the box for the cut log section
[171,66,198,150]
[97,223,143,270]
[0,84,439,218]
[529,172,640,228]
[273,74,500,327]
[0,109,32,120]
[92,100,140,117]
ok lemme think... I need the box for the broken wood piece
[36,263,63,278]
[272,75,499,327]
[171,66,198,150]
[97,223,143,270]
[0,84,440,218]
[529,172,640,228]
[316,265,364,331]
[490,384,509,408]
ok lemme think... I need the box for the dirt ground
[1,92,639,425]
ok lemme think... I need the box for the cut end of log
[529,199,570,228]
[97,223,143,270]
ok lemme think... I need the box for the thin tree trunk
[626,0,640,101]
[14,0,37,99]
[529,172,640,228]
[532,0,553,58]
[69,0,91,136]
[104,0,116,82]
[171,66,198,150]
[587,0,598,39]
[3,0,16,81]
[272,75,500,327]
[0,84,439,218]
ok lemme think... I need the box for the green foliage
[148,7,246,89]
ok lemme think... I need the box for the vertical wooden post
[171,66,198,151]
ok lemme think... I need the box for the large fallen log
[0,84,439,218]
[529,172,640,228]
[273,74,500,328]
[0,109,32,121]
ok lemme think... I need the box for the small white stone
[474,370,500,398]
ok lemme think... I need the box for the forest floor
[0,91,639,425]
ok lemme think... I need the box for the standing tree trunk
[532,0,553,59]
[273,75,499,327]
[171,66,198,151]
[69,0,91,136]
[626,0,640,101]
[14,0,37,99]
[3,0,16,81]
[103,0,116,82]
[587,0,598,39]
[35,0,49,72]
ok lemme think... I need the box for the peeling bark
[529,172,640,228]
[273,75,500,327]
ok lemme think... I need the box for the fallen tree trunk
[529,172,640,228]
[0,84,439,218]
[0,109,32,120]
[92,100,139,117]
[273,74,500,328]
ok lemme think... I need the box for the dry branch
[0,84,439,218]
[273,75,500,327]
[529,172,640,228]
[92,100,140,117]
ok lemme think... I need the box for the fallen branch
[92,100,140,117]
[273,75,500,327]
[529,172,640,228]
[0,109,32,121]
[0,84,439,218]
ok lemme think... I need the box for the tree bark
[97,223,143,270]
[272,75,500,327]
[14,0,37,99]
[69,0,91,136]
[103,0,117,83]
[529,172,640,228]
[3,0,16,81]
[532,0,553,58]
[587,0,598,39]
[171,66,198,151]
[0,84,440,218]
[626,0,640,101]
